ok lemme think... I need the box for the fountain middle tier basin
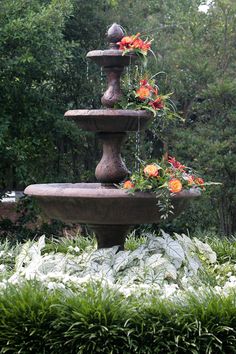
[24,183,201,225]
[65,109,152,132]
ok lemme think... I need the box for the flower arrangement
[117,32,152,57]
[117,32,219,217]
[116,32,178,119]
[117,74,177,118]
[121,156,216,219]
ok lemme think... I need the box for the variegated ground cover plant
[0,232,235,300]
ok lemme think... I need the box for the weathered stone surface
[65,109,152,132]
[95,133,129,183]
[24,183,201,225]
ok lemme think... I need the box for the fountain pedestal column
[101,67,124,108]
[88,224,131,250]
[95,132,129,184]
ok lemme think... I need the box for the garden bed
[0,232,235,353]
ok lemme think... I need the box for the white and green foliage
[0,241,21,280]
[1,231,228,298]
[0,232,236,300]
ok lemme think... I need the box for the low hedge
[0,282,235,354]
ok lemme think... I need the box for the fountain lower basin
[24,183,200,225]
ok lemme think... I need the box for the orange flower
[141,40,151,52]
[136,86,151,100]
[132,36,151,53]
[118,33,151,53]
[140,79,158,95]
[123,180,135,189]
[187,175,195,185]
[133,38,151,52]
[118,33,140,50]
[118,36,134,50]
[194,177,205,189]
[132,37,144,49]
[168,178,182,193]
[144,164,159,177]
[149,97,164,110]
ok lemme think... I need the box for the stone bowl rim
[64,109,152,118]
[24,183,201,200]
[86,49,135,58]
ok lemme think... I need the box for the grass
[193,230,236,264]
[208,237,236,264]
[43,231,148,254]
[0,282,235,353]
[43,234,96,255]
[0,282,59,354]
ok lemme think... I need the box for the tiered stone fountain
[24,24,200,249]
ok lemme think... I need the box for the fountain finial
[107,23,124,49]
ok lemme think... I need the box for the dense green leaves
[0,282,235,353]
[0,0,74,188]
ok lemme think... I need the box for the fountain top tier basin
[86,23,135,68]
[87,49,136,68]
[24,183,201,225]
[65,109,152,132]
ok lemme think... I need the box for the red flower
[152,87,158,96]
[168,178,182,193]
[168,156,186,171]
[149,97,164,110]
[140,79,148,86]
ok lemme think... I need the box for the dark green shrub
[0,283,59,353]
[0,282,235,354]
[49,284,138,354]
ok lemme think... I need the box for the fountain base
[24,183,201,249]
[88,224,130,249]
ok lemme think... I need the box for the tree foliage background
[0,0,235,235]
